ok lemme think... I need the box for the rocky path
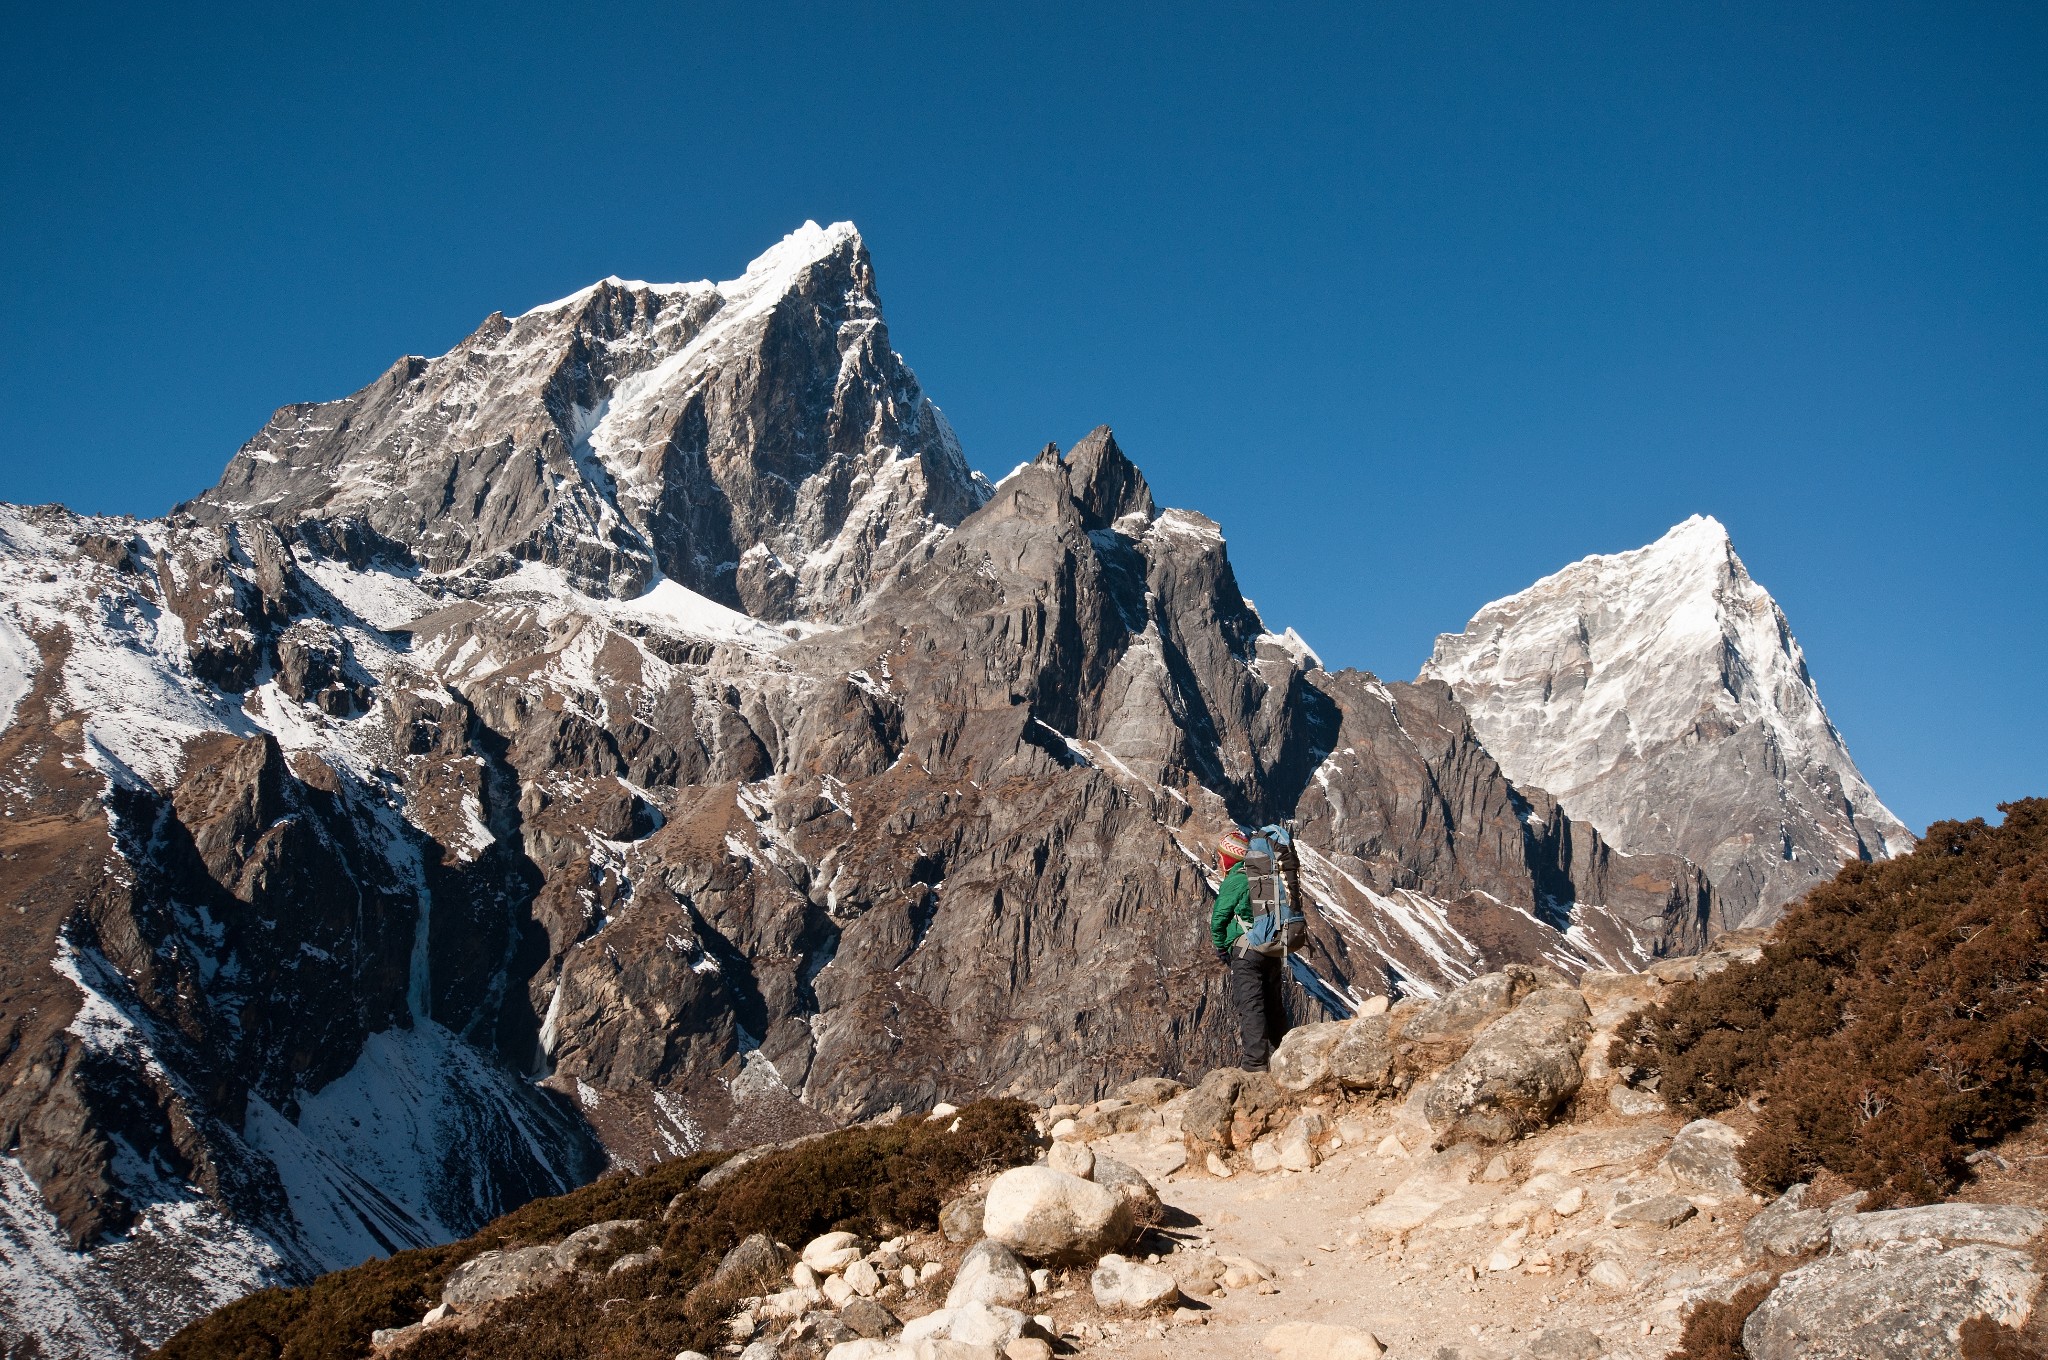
[1076,1097,1743,1360]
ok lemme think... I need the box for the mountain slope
[1422,514,1911,926]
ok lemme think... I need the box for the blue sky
[3,3,2042,831]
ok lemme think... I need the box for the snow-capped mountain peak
[1422,514,1911,926]
[190,219,981,621]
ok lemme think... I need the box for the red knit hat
[1216,829,1249,864]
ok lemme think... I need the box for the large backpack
[1237,826,1308,956]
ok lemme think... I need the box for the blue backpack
[1238,825,1308,956]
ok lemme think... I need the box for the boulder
[1832,1203,2048,1252]
[901,1301,1028,1350]
[1180,1067,1284,1148]
[1744,1183,1868,1258]
[1269,1020,1349,1091]
[947,1239,1033,1309]
[1405,967,1548,1050]
[982,1166,1134,1262]
[940,1191,987,1243]
[1089,1253,1180,1312]
[441,1245,569,1311]
[551,1218,646,1270]
[1423,988,1591,1144]
[1327,1013,1403,1093]
[1745,1242,2043,1359]
[1046,1140,1093,1179]
[1088,1155,1164,1228]
[803,1231,866,1274]
[825,1343,898,1360]
[1660,1119,1745,1197]
[1262,1321,1384,1360]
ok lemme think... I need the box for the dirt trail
[1059,1097,1760,1360]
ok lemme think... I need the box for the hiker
[1209,827,1289,1071]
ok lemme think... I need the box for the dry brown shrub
[1622,798,2048,1206]
[155,1099,1039,1360]
[1672,1279,1770,1360]
[1961,1316,2048,1360]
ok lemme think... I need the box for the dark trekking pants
[1228,948,1287,1069]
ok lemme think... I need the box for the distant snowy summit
[1423,513,1912,927]
[188,220,987,622]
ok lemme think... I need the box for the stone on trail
[1551,1186,1586,1217]
[1270,1020,1349,1091]
[1660,1118,1745,1197]
[1206,1151,1234,1178]
[1046,1139,1093,1179]
[1522,1326,1605,1359]
[1262,1321,1385,1360]
[1005,1340,1054,1360]
[1588,1259,1632,1289]
[1220,1254,1278,1288]
[947,1239,1033,1309]
[1529,1126,1670,1176]
[1607,1191,1696,1229]
[824,1343,896,1360]
[1363,1143,1483,1233]
[1830,1202,2048,1252]
[1089,1253,1180,1312]
[1744,1242,2044,1359]
[1744,1183,1868,1258]
[982,1165,1134,1261]
[1374,1133,1409,1159]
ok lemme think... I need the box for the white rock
[1089,1253,1180,1312]
[1359,995,1391,1017]
[803,1231,865,1274]
[1206,1151,1234,1178]
[823,1273,855,1308]
[1262,1321,1384,1360]
[1588,1259,1633,1289]
[982,1165,1133,1261]
[845,1258,882,1297]
[1831,1203,2048,1252]
[1552,1187,1587,1217]
[921,1261,944,1283]
[1049,1118,1079,1139]
[1374,1134,1409,1159]
[900,1264,918,1289]
[793,1261,821,1288]
[1029,1268,1051,1294]
[929,1102,960,1120]
[1047,1140,1094,1179]
[758,1285,824,1319]
[947,1239,1033,1309]
[1250,1138,1284,1173]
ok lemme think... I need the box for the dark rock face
[0,225,1766,1354]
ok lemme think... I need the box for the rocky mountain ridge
[0,223,1897,1356]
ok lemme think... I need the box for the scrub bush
[1623,799,2048,1205]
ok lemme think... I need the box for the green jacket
[1209,864,1251,950]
